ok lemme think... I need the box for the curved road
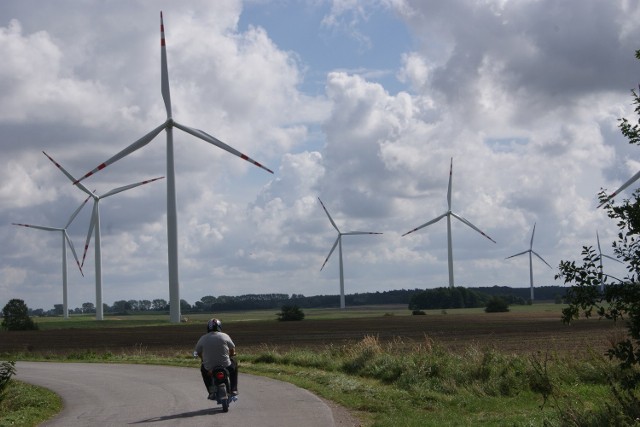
[16,362,339,426]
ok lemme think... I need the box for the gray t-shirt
[195,331,235,370]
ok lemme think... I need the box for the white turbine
[402,158,496,288]
[596,230,623,292]
[505,223,552,301]
[318,197,382,309]
[43,151,163,320]
[12,196,89,319]
[72,12,273,323]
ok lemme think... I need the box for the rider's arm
[229,347,236,357]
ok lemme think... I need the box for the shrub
[1,299,38,331]
[485,296,510,313]
[412,310,426,315]
[0,360,16,403]
[276,305,305,321]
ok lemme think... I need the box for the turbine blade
[447,157,453,210]
[81,203,98,269]
[601,254,623,264]
[450,212,496,243]
[343,231,383,235]
[598,169,640,208]
[173,121,274,174]
[100,176,164,199]
[402,213,447,236]
[160,11,172,119]
[596,231,602,253]
[505,250,529,260]
[64,194,92,229]
[320,236,340,271]
[318,197,340,232]
[530,223,537,249]
[12,223,60,232]
[73,123,166,184]
[531,250,552,268]
[42,151,93,196]
[64,231,84,277]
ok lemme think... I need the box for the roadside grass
[0,380,61,427]
[4,333,622,426]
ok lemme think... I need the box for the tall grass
[243,335,633,426]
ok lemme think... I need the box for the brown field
[0,310,626,358]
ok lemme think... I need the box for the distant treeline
[24,285,569,316]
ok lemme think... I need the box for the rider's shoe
[231,390,239,396]
[208,392,216,400]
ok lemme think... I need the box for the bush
[1,299,38,331]
[0,361,16,403]
[485,297,510,313]
[276,305,305,321]
[412,310,426,315]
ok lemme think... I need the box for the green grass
[0,380,62,427]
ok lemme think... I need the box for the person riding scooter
[194,318,238,397]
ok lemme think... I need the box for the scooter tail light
[215,372,226,380]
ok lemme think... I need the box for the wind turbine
[596,231,623,292]
[402,158,496,288]
[43,151,163,321]
[318,197,382,309]
[505,223,552,301]
[12,196,89,319]
[72,12,273,323]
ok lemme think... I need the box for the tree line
[16,286,569,317]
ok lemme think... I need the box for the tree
[82,302,95,314]
[277,305,305,321]
[1,299,38,331]
[557,51,640,404]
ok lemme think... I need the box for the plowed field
[0,310,625,358]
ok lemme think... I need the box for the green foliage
[1,299,38,331]
[0,360,16,403]
[276,305,305,321]
[485,296,510,313]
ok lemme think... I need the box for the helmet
[207,318,222,333]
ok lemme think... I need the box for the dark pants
[200,360,238,393]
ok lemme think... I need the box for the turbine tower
[12,197,89,318]
[318,197,382,309]
[402,158,496,288]
[44,152,163,320]
[73,12,273,323]
[505,223,551,301]
[596,231,622,293]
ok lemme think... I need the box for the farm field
[0,304,623,357]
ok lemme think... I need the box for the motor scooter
[194,352,237,412]
[207,365,237,412]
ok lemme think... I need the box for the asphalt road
[15,362,339,426]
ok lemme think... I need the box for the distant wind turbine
[318,197,382,309]
[72,12,273,323]
[402,158,496,288]
[596,231,623,293]
[44,151,163,321]
[13,196,89,318]
[505,223,551,301]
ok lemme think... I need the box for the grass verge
[0,380,62,427]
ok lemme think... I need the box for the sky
[1,0,639,312]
